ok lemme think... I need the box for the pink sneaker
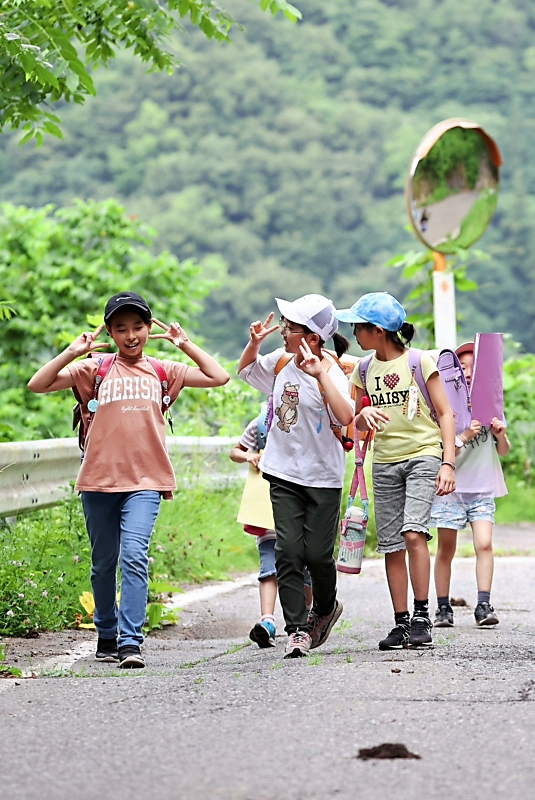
[284,630,312,659]
[308,600,344,649]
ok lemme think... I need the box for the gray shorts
[372,457,441,554]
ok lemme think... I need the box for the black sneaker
[95,637,119,663]
[474,602,499,626]
[118,645,145,669]
[378,624,409,651]
[409,614,433,647]
[434,604,454,628]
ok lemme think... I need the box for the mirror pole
[432,251,457,350]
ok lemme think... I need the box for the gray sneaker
[284,630,312,659]
[475,602,499,626]
[308,600,344,650]
[434,604,454,627]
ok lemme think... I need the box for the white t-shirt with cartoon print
[239,348,353,489]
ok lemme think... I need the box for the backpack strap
[346,432,371,516]
[407,348,438,423]
[92,354,116,404]
[145,356,171,414]
[316,353,353,449]
[257,403,268,451]
[73,353,116,452]
[359,353,374,395]
[274,353,294,376]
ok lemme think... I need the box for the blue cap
[333,292,406,332]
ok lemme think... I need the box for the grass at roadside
[0,480,258,637]
[495,480,535,524]
[150,482,258,585]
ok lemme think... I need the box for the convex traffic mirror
[406,118,502,254]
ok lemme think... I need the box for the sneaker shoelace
[412,615,431,634]
[291,630,310,645]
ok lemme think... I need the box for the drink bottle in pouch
[337,504,366,574]
[336,432,370,575]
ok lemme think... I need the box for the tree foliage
[0,0,301,141]
[0,0,534,356]
[0,199,213,440]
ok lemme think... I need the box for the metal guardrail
[0,436,239,517]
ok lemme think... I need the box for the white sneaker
[284,630,312,659]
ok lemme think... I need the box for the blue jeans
[81,491,161,648]
[257,538,312,586]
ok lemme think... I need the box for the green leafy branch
[386,245,488,346]
[0,1,301,142]
[0,301,15,321]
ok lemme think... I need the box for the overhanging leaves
[0,1,302,140]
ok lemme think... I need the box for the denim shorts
[257,538,311,585]
[372,456,442,554]
[430,496,496,530]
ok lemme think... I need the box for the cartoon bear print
[275,382,300,432]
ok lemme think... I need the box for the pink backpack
[359,348,471,436]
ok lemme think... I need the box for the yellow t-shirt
[350,350,442,463]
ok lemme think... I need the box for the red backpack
[72,353,172,452]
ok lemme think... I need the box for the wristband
[459,433,467,444]
[441,461,456,470]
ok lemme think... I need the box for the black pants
[266,474,342,634]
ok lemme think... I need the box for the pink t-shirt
[68,355,188,496]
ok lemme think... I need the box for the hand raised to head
[69,324,110,358]
[149,318,189,348]
[249,312,279,345]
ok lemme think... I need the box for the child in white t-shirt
[230,416,312,648]
[239,294,354,658]
[28,292,229,669]
[431,341,510,627]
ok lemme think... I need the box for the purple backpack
[359,348,471,435]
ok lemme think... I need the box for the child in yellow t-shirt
[334,292,456,651]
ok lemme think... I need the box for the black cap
[104,292,152,323]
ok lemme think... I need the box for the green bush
[0,490,92,637]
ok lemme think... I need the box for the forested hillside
[1,0,534,356]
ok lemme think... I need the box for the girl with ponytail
[334,292,456,651]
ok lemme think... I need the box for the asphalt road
[2,554,535,800]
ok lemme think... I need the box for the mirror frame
[405,118,502,252]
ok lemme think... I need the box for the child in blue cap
[334,292,456,650]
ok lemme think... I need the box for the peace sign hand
[249,312,279,345]
[149,318,189,348]
[298,338,322,377]
[68,324,109,358]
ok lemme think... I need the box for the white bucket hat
[276,294,339,342]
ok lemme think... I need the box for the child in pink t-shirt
[431,341,510,627]
[28,292,229,669]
